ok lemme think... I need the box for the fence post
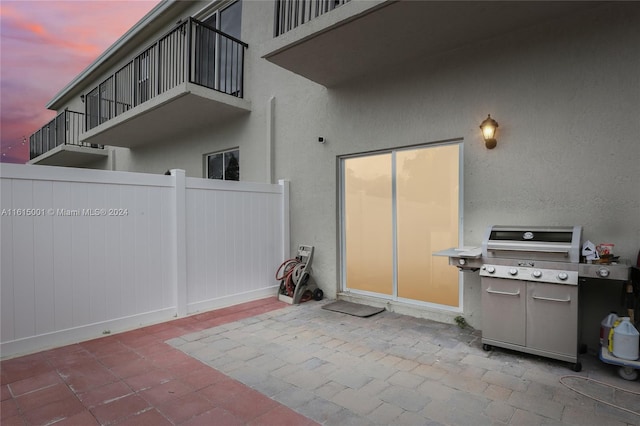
[170,169,187,316]
[279,179,290,260]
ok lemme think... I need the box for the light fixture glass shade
[479,114,498,149]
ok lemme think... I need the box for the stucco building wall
[67,2,639,329]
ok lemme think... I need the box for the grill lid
[482,225,582,263]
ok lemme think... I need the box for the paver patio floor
[167,299,640,426]
[2,297,639,425]
[1,298,315,426]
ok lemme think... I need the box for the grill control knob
[597,268,610,278]
[509,268,518,276]
[557,272,568,281]
[458,259,466,266]
[485,266,496,274]
[532,270,543,278]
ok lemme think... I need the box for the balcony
[28,111,108,167]
[273,0,351,37]
[81,18,250,148]
[263,0,602,87]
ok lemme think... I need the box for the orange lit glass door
[342,143,461,308]
[396,144,460,306]
[343,153,394,295]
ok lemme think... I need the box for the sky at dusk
[0,0,160,164]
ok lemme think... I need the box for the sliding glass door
[342,143,461,308]
[343,153,394,295]
[197,0,243,94]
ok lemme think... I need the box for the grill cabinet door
[481,278,526,346]
[526,282,578,357]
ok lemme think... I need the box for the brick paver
[0,298,318,426]
[170,300,640,425]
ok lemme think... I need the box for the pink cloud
[1,0,159,163]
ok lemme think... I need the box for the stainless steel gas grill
[434,225,633,371]
[479,225,584,371]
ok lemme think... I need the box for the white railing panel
[1,178,16,342]
[184,179,284,313]
[1,173,174,331]
[0,164,288,358]
[0,165,176,356]
[33,180,55,336]
[9,179,37,340]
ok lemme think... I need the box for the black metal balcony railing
[274,0,350,36]
[29,111,99,160]
[85,18,248,131]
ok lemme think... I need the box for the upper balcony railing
[85,17,248,131]
[29,110,97,160]
[274,0,350,36]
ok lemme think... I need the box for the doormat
[322,300,385,317]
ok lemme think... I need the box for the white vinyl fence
[0,163,289,358]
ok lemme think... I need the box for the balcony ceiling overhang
[28,144,109,167]
[263,0,604,87]
[81,83,251,148]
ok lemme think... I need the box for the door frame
[337,138,465,312]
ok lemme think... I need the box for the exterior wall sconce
[479,114,499,149]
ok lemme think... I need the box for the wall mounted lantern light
[479,114,499,149]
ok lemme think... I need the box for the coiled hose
[276,258,305,297]
[559,374,640,417]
